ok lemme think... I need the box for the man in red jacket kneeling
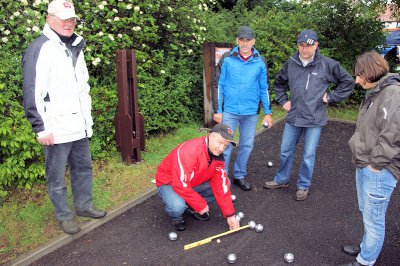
[155,124,240,231]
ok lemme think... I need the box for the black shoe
[233,178,251,191]
[76,208,107,219]
[172,217,186,231]
[342,245,361,256]
[185,207,210,221]
[59,219,81,234]
[338,261,363,266]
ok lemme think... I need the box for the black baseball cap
[210,124,237,147]
[237,26,255,40]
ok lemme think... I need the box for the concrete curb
[9,187,157,266]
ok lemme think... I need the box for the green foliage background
[0,0,386,195]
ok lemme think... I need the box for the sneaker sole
[263,183,289,189]
[173,226,186,231]
[64,228,81,234]
[60,225,81,234]
[76,212,107,219]
[295,196,307,201]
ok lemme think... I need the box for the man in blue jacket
[264,29,354,200]
[213,26,273,191]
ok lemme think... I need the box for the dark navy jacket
[275,49,354,127]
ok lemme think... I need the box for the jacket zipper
[66,42,89,137]
[305,73,310,91]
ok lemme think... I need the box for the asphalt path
[31,121,399,266]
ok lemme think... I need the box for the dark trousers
[45,138,93,221]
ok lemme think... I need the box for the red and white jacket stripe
[155,136,235,218]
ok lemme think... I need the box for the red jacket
[155,136,235,218]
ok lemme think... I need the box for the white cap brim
[52,12,80,20]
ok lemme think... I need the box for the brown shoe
[263,180,289,189]
[295,189,309,201]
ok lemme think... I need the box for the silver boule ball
[284,252,294,263]
[263,121,269,128]
[235,215,241,222]
[237,211,244,219]
[168,232,177,241]
[267,161,273,167]
[255,223,264,233]
[248,221,256,229]
[227,253,237,264]
[231,194,237,202]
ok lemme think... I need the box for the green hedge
[0,49,45,197]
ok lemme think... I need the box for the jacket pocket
[49,113,86,136]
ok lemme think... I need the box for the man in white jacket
[22,0,106,234]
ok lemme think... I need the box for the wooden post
[202,42,234,128]
[115,49,145,164]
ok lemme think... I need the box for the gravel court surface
[30,121,399,266]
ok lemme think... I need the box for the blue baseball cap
[297,29,318,45]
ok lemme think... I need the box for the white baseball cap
[47,0,79,20]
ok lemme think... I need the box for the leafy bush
[0,48,45,197]
[89,78,118,158]
[0,0,213,193]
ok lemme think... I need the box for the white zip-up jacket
[22,23,93,144]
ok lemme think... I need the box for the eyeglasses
[50,15,77,23]
[63,17,77,23]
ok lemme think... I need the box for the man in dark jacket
[264,29,354,201]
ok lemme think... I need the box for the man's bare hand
[322,92,328,103]
[283,101,291,112]
[213,114,222,124]
[227,215,240,230]
[262,114,273,128]
[38,133,54,146]
[199,205,209,215]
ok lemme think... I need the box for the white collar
[299,53,315,67]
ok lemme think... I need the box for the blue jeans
[222,112,258,179]
[157,182,215,219]
[355,167,397,266]
[45,138,93,221]
[274,123,322,189]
